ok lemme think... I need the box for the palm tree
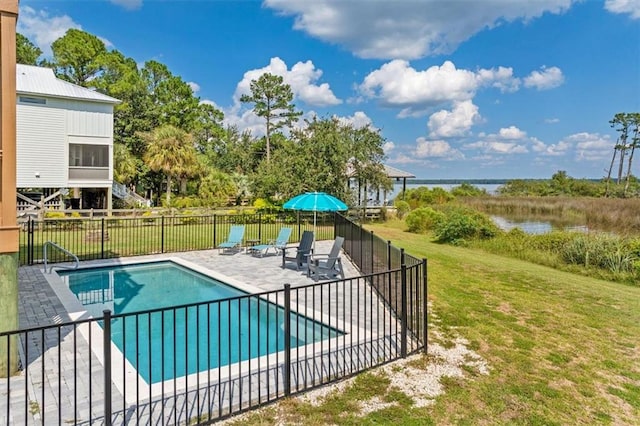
[141,125,198,205]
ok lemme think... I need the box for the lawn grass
[232,221,640,424]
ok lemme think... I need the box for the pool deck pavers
[2,241,400,425]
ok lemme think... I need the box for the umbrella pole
[313,211,317,252]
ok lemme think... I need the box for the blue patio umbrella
[283,192,348,249]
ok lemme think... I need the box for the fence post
[422,258,428,354]
[400,249,407,358]
[370,230,374,275]
[101,218,105,259]
[359,225,363,267]
[103,310,112,426]
[213,214,217,249]
[387,240,391,270]
[28,217,34,265]
[283,284,291,397]
[333,212,337,239]
[161,215,165,254]
[258,213,262,242]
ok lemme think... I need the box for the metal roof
[16,64,120,104]
[383,164,416,179]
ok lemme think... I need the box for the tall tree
[209,126,262,175]
[51,29,107,86]
[251,117,388,202]
[608,112,640,196]
[140,125,198,205]
[623,113,640,196]
[16,33,41,65]
[141,60,201,131]
[97,50,154,157]
[240,73,301,162]
[192,102,225,153]
[348,123,391,208]
[610,113,630,184]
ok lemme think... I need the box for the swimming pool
[58,261,342,384]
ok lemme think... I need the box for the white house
[16,64,120,211]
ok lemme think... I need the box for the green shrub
[170,196,202,209]
[405,207,445,233]
[45,211,65,219]
[379,206,389,221]
[394,200,410,219]
[141,210,155,223]
[179,210,200,224]
[253,198,280,212]
[404,186,454,208]
[451,183,488,197]
[435,207,500,244]
[530,231,578,252]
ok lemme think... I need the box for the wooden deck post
[0,0,19,377]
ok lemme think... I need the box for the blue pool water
[59,261,341,384]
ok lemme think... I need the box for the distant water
[491,215,589,235]
[387,182,502,201]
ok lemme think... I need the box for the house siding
[16,102,67,187]
[16,97,114,189]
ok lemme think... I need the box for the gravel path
[222,304,490,423]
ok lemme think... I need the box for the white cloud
[265,0,577,59]
[463,126,532,155]
[234,57,341,107]
[465,140,529,154]
[360,60,476,109]
[470,154,507,167]
[335,111,374,129]
[187,82,200,93]
[525,135,571,156]
[18,6,81,56]
[223,107,266,137]
[567,132,614,161]
[388,153,426,165]
[545,118,560,124]
[428,100,482,138]
[497,126,527,140]
[415,138,463,159]
[524,66,565,90]
[604,0,640,19]
[476,66,521,93]
[200,99,222,109]
[110,0,143,11]
[382,141,395,154]
[359,60,519,117]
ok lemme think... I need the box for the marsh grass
[462,196,640,236]
[470,228,640,284]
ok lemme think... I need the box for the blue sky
[17,0,640,179]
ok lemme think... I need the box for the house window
[19,96,46,105]
[69,144,109,168]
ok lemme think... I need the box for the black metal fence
[3,214,427,425]
[336,214,428,356]
[19,212,336,266]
